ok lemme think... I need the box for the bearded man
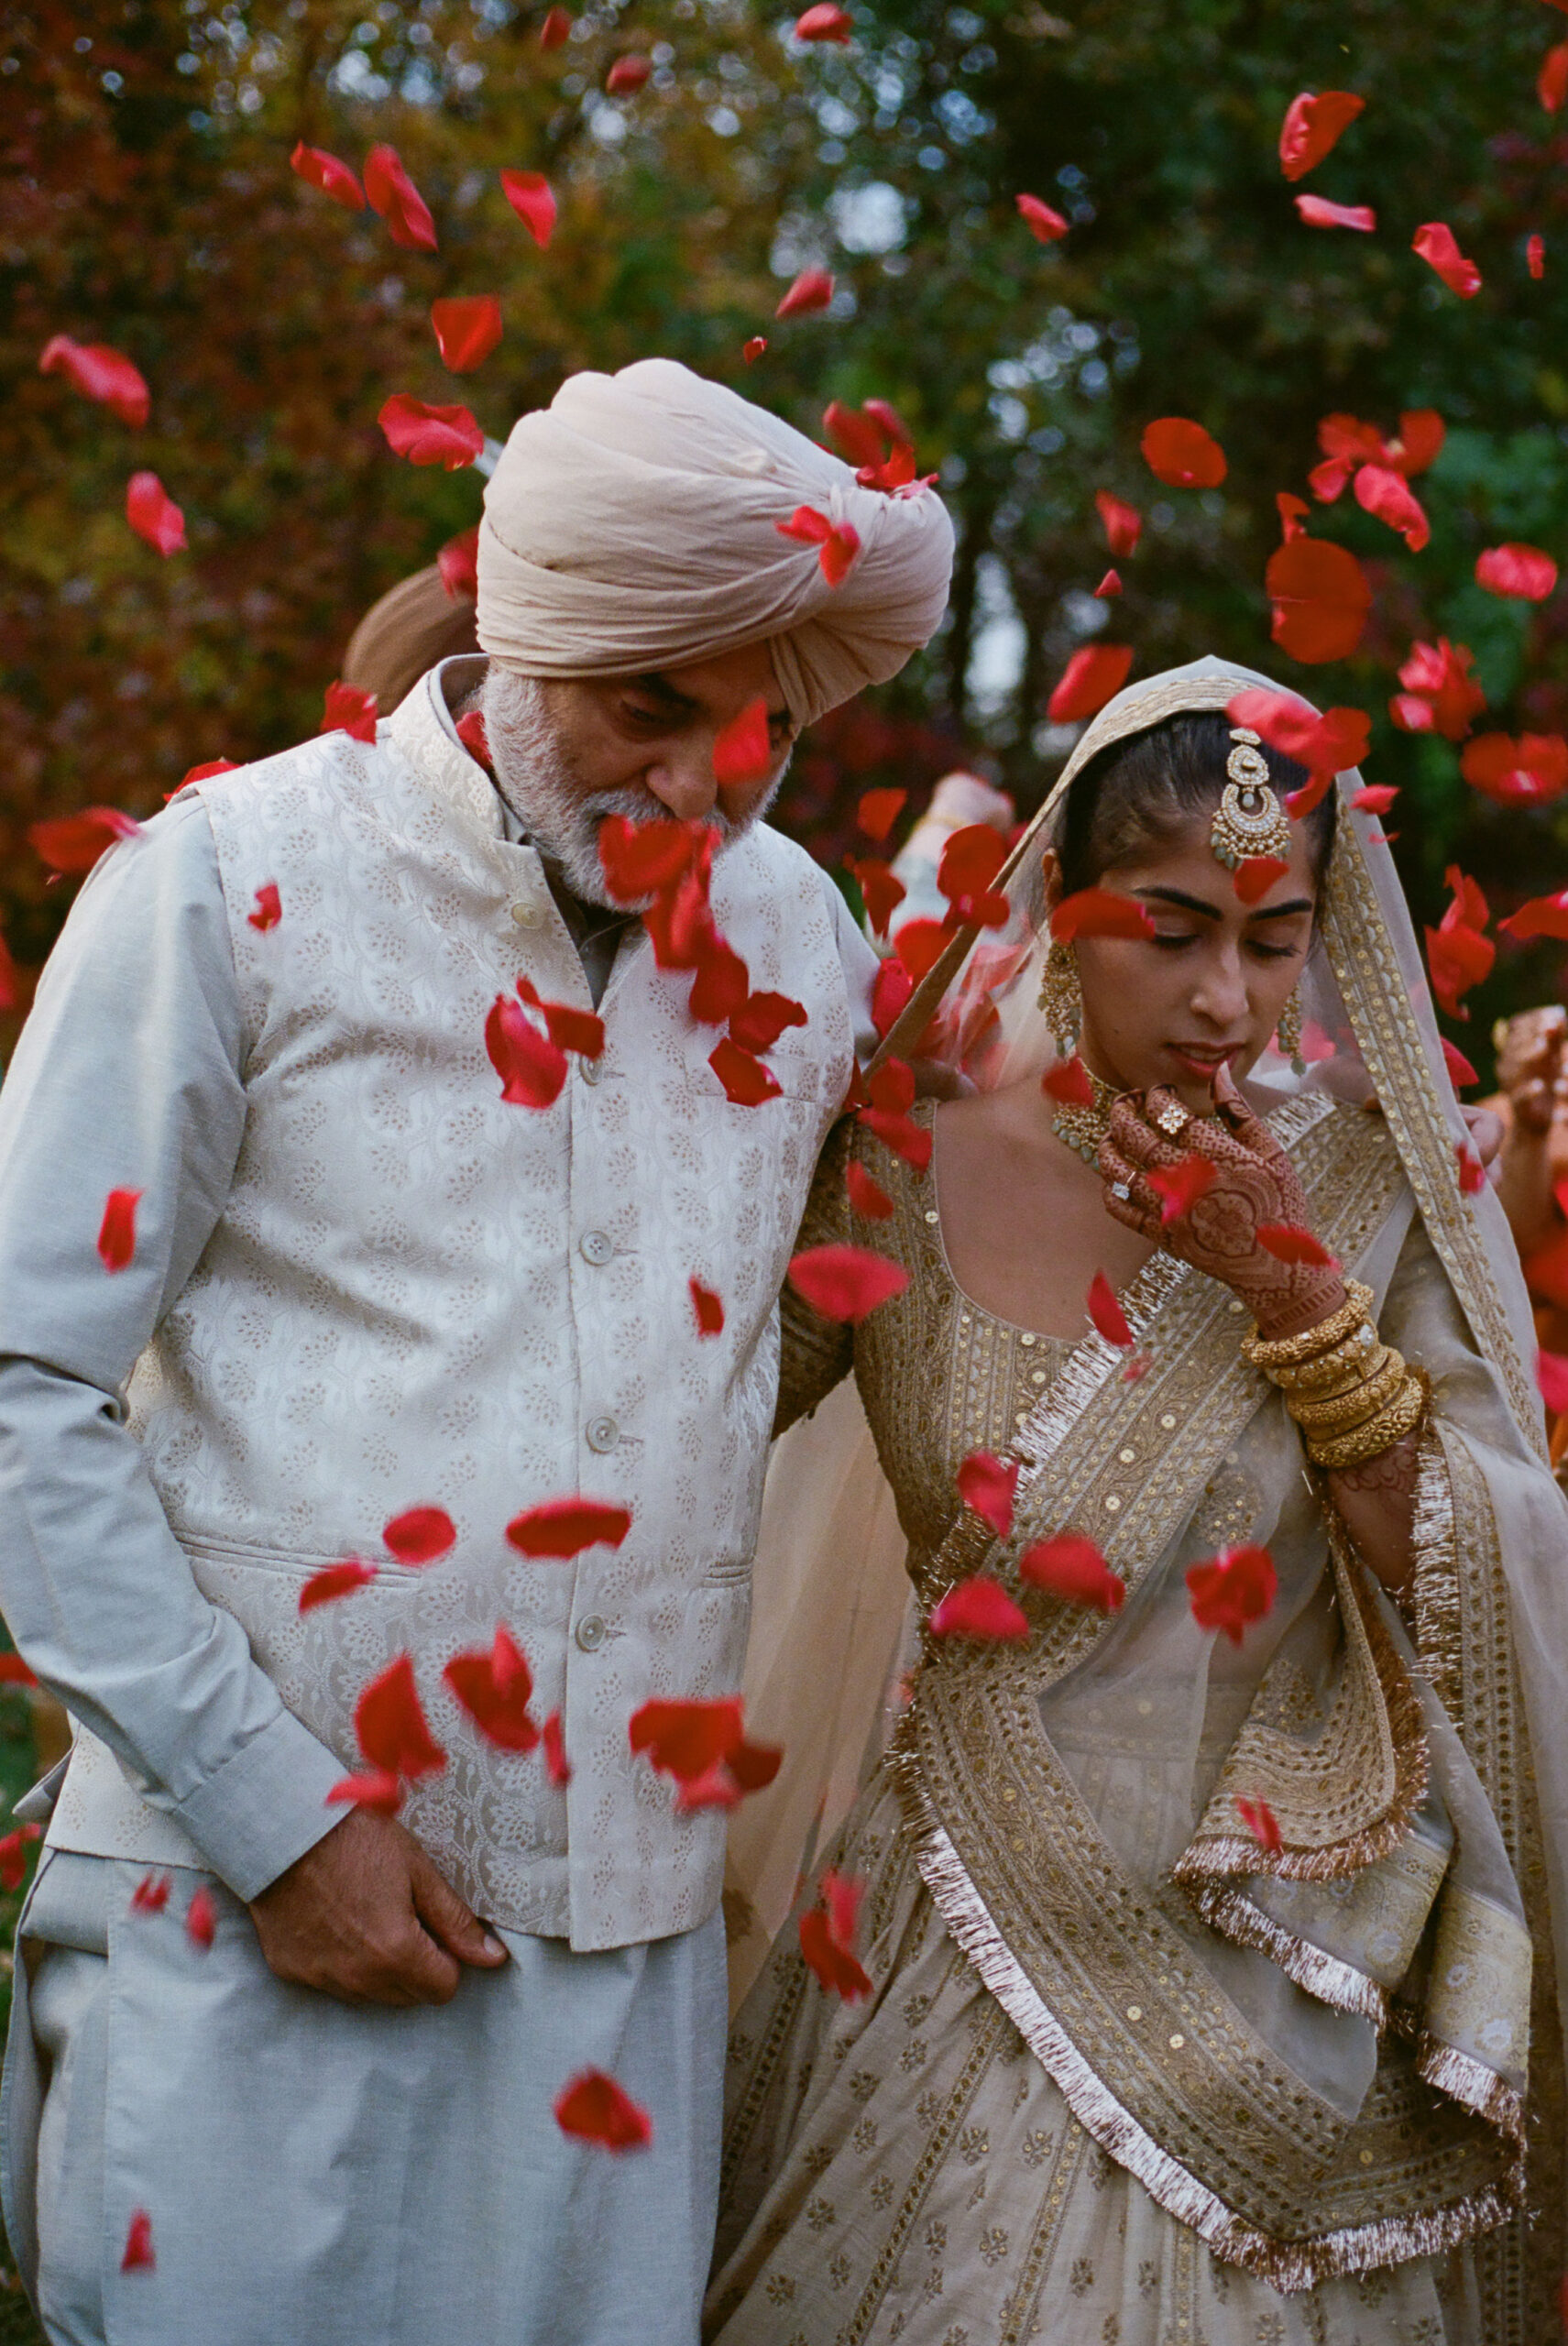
[0,358,952,2346]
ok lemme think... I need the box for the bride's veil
[728,656,1565,2035]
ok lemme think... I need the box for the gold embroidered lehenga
[707,663,1568,2346]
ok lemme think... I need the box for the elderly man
[0,359,952,2345]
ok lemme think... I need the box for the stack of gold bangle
[1242,1280,1429,1470]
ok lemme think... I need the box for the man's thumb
[409,1847,508,1967]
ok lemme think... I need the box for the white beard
[479,667,786,909]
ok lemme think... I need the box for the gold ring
[1492,1017,1511,1054]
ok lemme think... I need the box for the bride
[707,660,1568,2346]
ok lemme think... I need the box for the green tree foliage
[5,0,1567,1060]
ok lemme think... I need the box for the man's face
[481,641,796,905]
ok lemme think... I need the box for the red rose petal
[787,1244,910,1323]
[299,1558,379,1612]
[605,53,651,93]
[709,1036,783,1105]
[743,335,767,365]
[28,806,143,874]
[690,1278,725,1337]
[504,1500,630,1560]
[499,168,556,249]
[1502,889,1568,941]
[1094,569,1123,598]
[126,471,185,556]
[1187,1544,1277,1646]
[378,393,483,470]
[363,143,437,251]
[1256,1223,1338,1266]
[1047,644,1135,723]
[540,7,572,48]
[96,1188,141,1274]
[382,1506,456,1565]
[289,142,365,210]
[1528,232,1546,280]
[775,268,835,318]
[1412,220,1481,297]
[1294,194,1376,232]
[322,679,378,743]
[1018,1533,1125,1612]
[121,2210,156,2274]
[1236,1794,1283,1853]
[1087,1270,1134,1347]
[130,1871,171,1914]
[956,1450,1018,1540]
[1461,734,1568,808]
[430,294,502,374]
[355,1653,446,1780]
[713,695,773,787]
[325,1768,403,1814]
[856,786,907,842]
[443,1626,541,1753]
[185,1886,217,1950]
[1146,1154,1218,1224]
[438,526,480,600]
[1234,856,1290,906]
[0,1823,40,1891]
[554,2068,652,2151]
[1041,1054,1094,1107]
[543,1709,571,1786]
[630,1695,744,1783]
[1094,490,1142,556]
[1475,543,1558,601]
[247,881,281,932]
[1051,887,1156,943]
[795,3,853,38]
[487,994,568,1107]
[928,1574,1031,1641]
[846,1160,895,1220]
[0,1655,38,1688]
[1141,417,1227,488]
[1278,89,1365,181]
[1263,537,1373,664]
[1015,192,1069,243]
[38,334,150,427]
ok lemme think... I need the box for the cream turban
[476,358,955,729]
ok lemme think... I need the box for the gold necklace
[1050,1061,1121,1163]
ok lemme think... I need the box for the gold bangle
[1289,1350,1407,1436]
[1245,1281,1376,1374]
[1308,1373,1429,1470]
[1272,1324,1384,1398]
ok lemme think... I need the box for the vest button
[575,1614,608,1652]
[510,901,543,928]
[579,1230,614,1267]
[586,1415,620,1453]
[580,1056,603,1085]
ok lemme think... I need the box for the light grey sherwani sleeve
[0,800,346,1901]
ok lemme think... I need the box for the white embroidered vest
[49,673,855,1949]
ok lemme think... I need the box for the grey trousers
[2,1850,725,2346]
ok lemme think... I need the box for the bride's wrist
[1246,1273,1349,1344]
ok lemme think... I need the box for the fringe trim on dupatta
[900,1799,1513,2293]
[1179,1881,1390,2027]
[1417,2036,1528,2170]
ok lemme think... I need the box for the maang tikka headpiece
[1210,728,1293,871]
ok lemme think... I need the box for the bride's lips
[1166,1044,1242,1084]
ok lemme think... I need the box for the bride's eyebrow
[1135,886,1223,919]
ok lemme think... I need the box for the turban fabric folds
[477,359,955,729]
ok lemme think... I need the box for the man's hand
[247,1807,509,2008]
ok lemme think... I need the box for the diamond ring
[1153,1100,1190,1137]
[1111,1180,1132,1201]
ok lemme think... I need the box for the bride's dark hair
[1055,711,1337,895]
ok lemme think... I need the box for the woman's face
[1059,808,1319,1114]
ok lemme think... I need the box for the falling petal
[713,695,773,786]
[1015,192,1069,243]
[1412,221,1481,297]
[1140,417,1226,488]
[690,1277,725,1336]
[787,1244,909,1322]
[554,2069,652,2151]
[299,1558,378,1612]
[1277,89,1365,181]
[1263,537,1372,664]
[487,994,569,1107]
[444,1626,541,1753]
[322,679,378,741]
[540,7,572,48]
[1047,645,1134,723]
[1475,543,1557,600]
[378,393,484,470]
[121,2211,156,2274]
[1018,1533,1124,1612]
[1051,888,1156,944]
[499,168,557,249]
[355,1653,446,1780]
[543,1710,571,1785]
[29,806,142,874]
[38,334,149,425]
[1146,1154,1219,1224]
[185,1886,217,1949]
[956,1450,1018,1540]
[430,295,502,373]
[97,1188,141,1274]
[743,336,767,364]
[289,143,365,210]
[1186,1545,1277,1646]
[382,1506,456,1565]
[505,1499,631,1558]
[126,472,185,556]
[605,53,651,93]
[1087,1271,1134,1347]
[1236,1795,1283,1853]
[775,269,835,318]
[795,2,853,38]
[1460,734,1568,808]
[363,143,437,251]
[845,1160,894,1220]
[928,1575,1030,1641]
[1294,194,1376,232]
[1255,1223,1339,1266]
[247,882,281,932]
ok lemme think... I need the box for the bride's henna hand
[1098,1067,1347,1341]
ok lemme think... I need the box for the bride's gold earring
[1277,987,1307,1078]
[1038,939,1082,1057]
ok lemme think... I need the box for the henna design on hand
[1097,1070,1344,1336]
[1330,1432,1420,1499]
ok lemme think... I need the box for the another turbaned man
[0,358,952,2346]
